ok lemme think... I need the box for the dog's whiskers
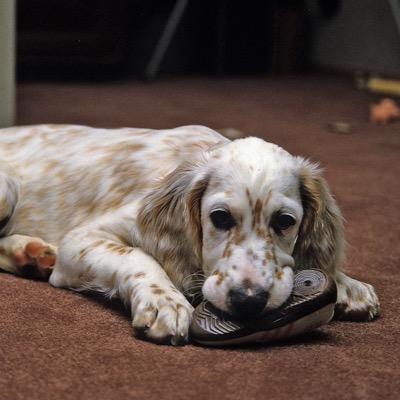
[182,272,206,304]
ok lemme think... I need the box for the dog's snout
[228,286,269,318]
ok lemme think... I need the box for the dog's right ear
[136,161,209,283]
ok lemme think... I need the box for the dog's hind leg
[0,164,58,279]
[0,164,20,235]
[0,234,58,279]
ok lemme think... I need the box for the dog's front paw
[131,286,194,345]
[335,273,380,321]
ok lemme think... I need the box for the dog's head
[137,137,344,317]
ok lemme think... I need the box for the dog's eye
[272,213,296,234]
[210,209,236,231]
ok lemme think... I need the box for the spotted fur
[0,124,380,344]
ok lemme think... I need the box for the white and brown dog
[0,124,380,344]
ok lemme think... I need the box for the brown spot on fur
[242,278,252,289]
[109,142,145,155]
[246,188,253,208]
[92,239,106,248]
[134,271,146,279]
[215,272,225,286]
[266,250,274,261]
[256,227,272,244]
[110,271,118,286]
[275,269,283,280]
[222,244,232,259]
[231,228,246,246]
[106,243,117,250]
[252,199,263,229]
[79,248,90,260]
[265,247,278,264]
[78,240,106,260]
[153,288,165,295]
[222,227,246,259]
[117,247,127,255]
[105,242,129,255]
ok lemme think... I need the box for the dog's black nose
[228,286,269,318]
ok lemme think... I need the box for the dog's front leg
[49,226,193,345]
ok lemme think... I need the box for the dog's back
[0,124,223,244]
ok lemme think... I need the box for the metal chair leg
[145,0,190,80]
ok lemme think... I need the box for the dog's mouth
[200,266,294,316]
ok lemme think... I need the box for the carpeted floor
[1,75,399,400]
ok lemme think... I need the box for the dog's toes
[13,239,57,279]
[132,292,194,345]
[145,303,193,345]
[335,275,380,322]
[335,301,380,321]
[132,304,158,333]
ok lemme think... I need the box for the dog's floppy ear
[294,159,345,274]
[136,161,209,282]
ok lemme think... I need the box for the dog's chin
[202,266,294,315]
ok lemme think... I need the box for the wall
[0,0,15,127]
[309,0,400,75]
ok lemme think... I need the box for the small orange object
[370,98,400,125]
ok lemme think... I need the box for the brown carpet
[1,75,399,400]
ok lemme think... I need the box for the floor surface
[1,75,399,400]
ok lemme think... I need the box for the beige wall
[0,0,15,127]
[308,0,400,75]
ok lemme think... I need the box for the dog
[0,124,380,344]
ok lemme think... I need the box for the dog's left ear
[294,159,345,275]
[137,162,209,277]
